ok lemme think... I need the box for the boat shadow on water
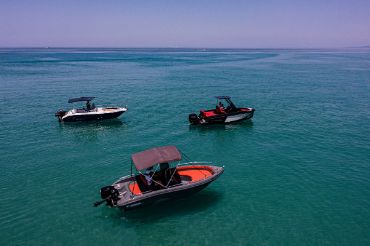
[188,119,254,132]
[99,189,223,224]
[59,118,125,127]
[56,119,126,141]
[57,118,125,131]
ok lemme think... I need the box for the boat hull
[62,111,124,122]
[122,181,212,210]
[189,108,254,125]
[60,108,127,122]
[224,111,254,123]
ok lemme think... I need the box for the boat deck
[126,165,214,195]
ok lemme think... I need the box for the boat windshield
[72,101,96,112]
[134,161,181,192]
[216,97,237,112]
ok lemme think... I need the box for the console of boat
[189,96,255,125]
[94,146,224,210]
[55,97,127,122]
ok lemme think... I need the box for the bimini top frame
[215,96,237,110]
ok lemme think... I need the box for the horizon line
[1,46,369,50]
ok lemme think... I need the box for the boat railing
[94,105,127,109]
[177,161,213,166]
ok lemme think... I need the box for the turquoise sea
[1,48,370,245]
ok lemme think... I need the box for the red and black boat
[189,96,255,125]
[94,146,224,210]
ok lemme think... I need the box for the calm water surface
[0,48,370,245]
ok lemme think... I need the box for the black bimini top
[68,97,95,103]
[215,96,231,99]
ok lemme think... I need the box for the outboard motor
[94,186,120,207]
[55,110,66,122]
[188,113,200,125]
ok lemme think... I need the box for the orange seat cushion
[177,166,213,182]
[128,182,142,195]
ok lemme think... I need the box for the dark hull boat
[110,165,223,210]
[94,146,224,210]
[189,96,255,125]
[55,97,127,122]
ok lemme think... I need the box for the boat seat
[164,168,181,186]
[202,111,217,117]
[136,173,164,191]
[135,174,152,192]
[216,106,225,114]
[76,109,86,113]
[177,167,213,182]
[128,182,142,195]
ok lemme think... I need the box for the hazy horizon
[1,46,370,49]
[1,0,370,48]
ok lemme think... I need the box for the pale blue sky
[1,0,370,48]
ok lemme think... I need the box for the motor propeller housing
[55,110,66,121]
[100,186,120,207]
[188,113,200,124]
